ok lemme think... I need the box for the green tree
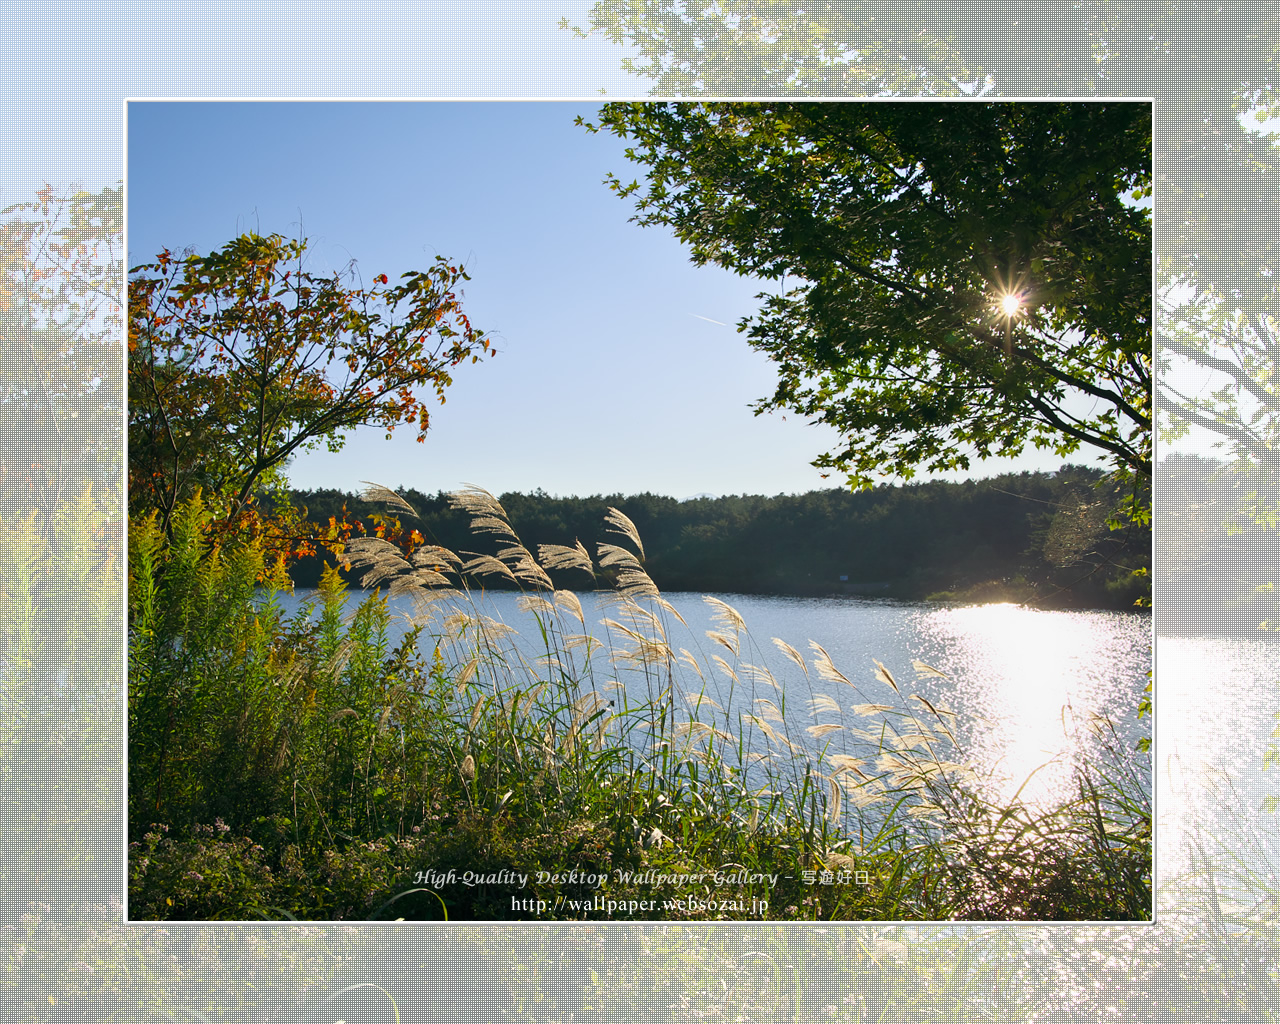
[128,232,494,539]
[584,103,1151,512]
[564,1,1275,307]
[566,0,1277,536]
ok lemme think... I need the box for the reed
[127,484,1150,921]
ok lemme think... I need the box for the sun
[999,292,1023,318]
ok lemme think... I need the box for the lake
[1153,633,1280,882]
[272,586,1152,818]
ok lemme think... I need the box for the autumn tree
[128,232,494,541]
[2,184,123,518]
[583,102,1151,516]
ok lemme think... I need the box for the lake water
[273,586,1152,818]
[1153,634,1280,883]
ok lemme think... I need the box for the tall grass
[127,484,1150,921]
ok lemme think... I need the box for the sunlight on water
[1155,636,1280,879]
[916,603,1150,809]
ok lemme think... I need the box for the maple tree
[584,103,1151,518]
[2,183,123,516]
[128,233,494,542]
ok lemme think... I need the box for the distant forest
[282,464,1153,612]
[1158,453,1280,634]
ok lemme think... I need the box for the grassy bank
[128,486,1150,922]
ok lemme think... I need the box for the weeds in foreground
[127,484,1150,921]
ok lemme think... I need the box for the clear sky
[127,100,1114,500]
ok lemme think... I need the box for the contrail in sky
[689,313,729,326]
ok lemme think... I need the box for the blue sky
[127,100,1116,499]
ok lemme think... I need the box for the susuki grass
[127,484,1151,922]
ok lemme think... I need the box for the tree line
[284,464,1150,610]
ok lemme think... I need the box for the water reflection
[1155,636,1280,879]
[915,603,1151,809]
[274,587,1152,820]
